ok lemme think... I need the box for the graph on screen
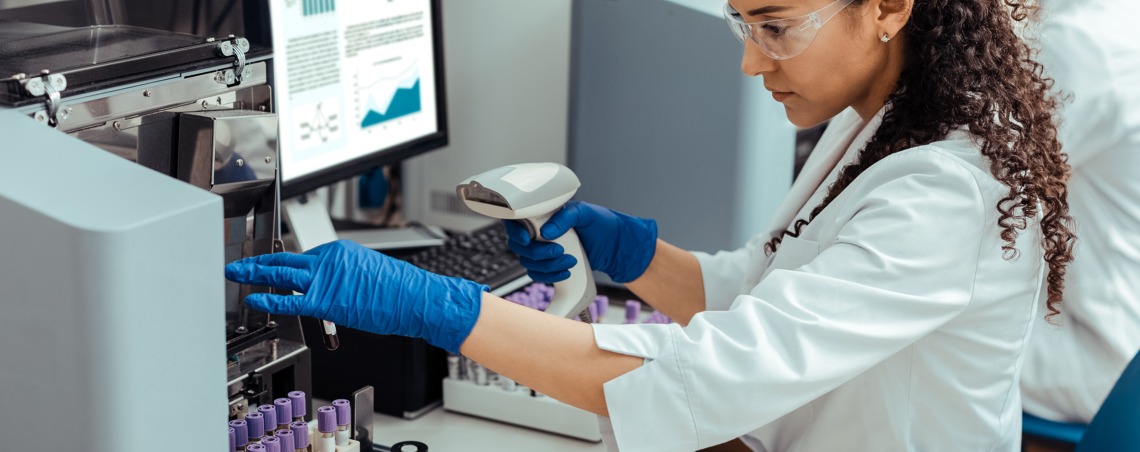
[296,100,342,145]
[355,61,423,130]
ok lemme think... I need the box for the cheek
[780,38,882,125]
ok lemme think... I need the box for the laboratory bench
[371,405,606,451]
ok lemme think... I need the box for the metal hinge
[212,35,253,86]
[17,71,71,127]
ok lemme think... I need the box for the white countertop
[373,406,607,451]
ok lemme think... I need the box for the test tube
[247,444,267,452]
[588,302,598,323]
[500,375,518,392]
[246,412,265,444]
[320,319,340,351]
[261,435,282,452]
[229,420,248,451]
[274,399,293,429]
[274,429,296,451]
[332,399,352,446]
[316,406,337,452]
[288,391,307,422]
[595,296,609,321]
[258,405,278,437]
[229,427,237,452]
[472,362,489,386]
[447,354,461,380]
[625,300,641,324]
[290,421,310,452]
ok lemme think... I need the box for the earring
[880,33,891,43]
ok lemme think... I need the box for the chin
[783,105,833,129]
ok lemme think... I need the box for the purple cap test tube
[288,391,306,421]
[332,399,351,427]
[258,405,277,435]
[273,399,292,428]
[290,421,310,450]
[588,302,598,323]
[229,427,236,452]
[625,300,641,324]
[275,429,295,451]
[228,420,248,448]
[245,412,265,441]
[317,406,337,433]
[595,296,609,320]
[247,445,266,452]
[261,435,281,452]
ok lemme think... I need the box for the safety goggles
[723,0,856,60]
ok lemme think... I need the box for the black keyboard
[406,222,528,290]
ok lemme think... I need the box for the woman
[226,0,1075,449]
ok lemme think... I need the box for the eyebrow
[746,5,794,16]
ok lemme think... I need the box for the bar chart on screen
[302,0,336,16]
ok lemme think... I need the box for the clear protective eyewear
[723,0,856,60]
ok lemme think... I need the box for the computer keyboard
[406,222,529,290]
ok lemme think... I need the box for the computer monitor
[256,0,448,249]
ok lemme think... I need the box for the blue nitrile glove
[503,201,657,284]
[224,240,487,354]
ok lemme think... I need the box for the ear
[872,0,913,41]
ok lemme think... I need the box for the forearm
[459,293,642,417]
[625,239,705,325]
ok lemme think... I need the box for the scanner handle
[525,212,597,321]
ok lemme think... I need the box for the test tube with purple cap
[315,406,337,452]
[625,300,641,324]
[261,435,281,452]
[333,399,352,446]
[275,429,295,451]
[229,427,237,452]
[290,420,310,452]
[288,391,307,422]
[274,398,292,430]
[245,411,265,444]
[229,419,248,451]
[258,404,278,437]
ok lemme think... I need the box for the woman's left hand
[224,240,487,353]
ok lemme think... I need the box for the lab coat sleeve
[693,236,765,311]
[1038,19,1121,168]
[593,150,987,451]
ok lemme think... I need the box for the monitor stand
[282,193,445,253]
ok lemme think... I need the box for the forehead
[726,0,828,18]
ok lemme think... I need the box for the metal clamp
[214,36,253,86]
[21,72,70,127]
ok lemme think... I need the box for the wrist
[610,217,658,283]
[428,276,488,354]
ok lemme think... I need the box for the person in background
[1019,0,1140,424]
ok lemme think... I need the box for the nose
[740,40,777,77]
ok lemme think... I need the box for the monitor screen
[267,0,447,198]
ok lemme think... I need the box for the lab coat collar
[765,107,885,238]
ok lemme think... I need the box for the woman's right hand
[503,201,657,284]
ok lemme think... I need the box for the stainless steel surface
[177,109,277,190]
[354,386,376,450]
[38,60,271,133]
[226,338,308,383]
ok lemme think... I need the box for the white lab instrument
[457,163,597,320]
[0,110,227,451]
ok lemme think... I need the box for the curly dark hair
[763,0,1076,318]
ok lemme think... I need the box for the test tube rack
[441,283,669,442]
[443,377,602,442]
[306,421,361,452]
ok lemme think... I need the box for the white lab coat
[1019,0,1140,423]
[591,108,1046,451]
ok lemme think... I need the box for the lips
[766,86,793,102]
[771,91,793,102]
